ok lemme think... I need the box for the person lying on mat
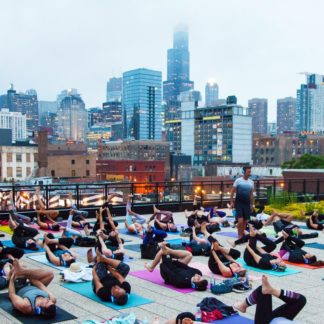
[36,212,63,232]
[143,220,168,244]
[275,231,324,266]
[206,206,230,227]
[7,191,32,224]
[68,191,89,220]
[124,195,145,236]
[249,206,270,230]
[0,240,24,261]
[87,230,125,264]
[8,215,42,251]
[306,210,324,231]
[92,250,131,305]
[243,225,286,271]
[184,195,208,227]
[198,223,246,278]
[264,212,302,236]
[8,259,57,318]
[145,205,178,232]
[43,233,76,267]
[34,187,60,220]
[145,242,208,291]
[233,275,306,324]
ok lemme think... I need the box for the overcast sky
[1,0,324,122]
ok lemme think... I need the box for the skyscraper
[123,68,162,140]
[106,77,122,102]
[0,85,39,134]
[205,79,219,106]
[248,98,268,134]
[163,25,194,118]
[38,101,57,127]
[0,109,27,141]
[57,92,88,141]
[296,73,324,132]
[277,97,296,134]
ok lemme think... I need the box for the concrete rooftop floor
[0,209,323,324]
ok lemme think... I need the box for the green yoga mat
[237,258,301,276]
[0,292,77,323]
[63,281,153,310]
[261,227,277,237]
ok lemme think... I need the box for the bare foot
[227,239,236,248]
[233,301,247,313]
[144,262,154,272]
[261,275,273,295]
[153,205,159,214]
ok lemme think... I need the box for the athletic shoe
[232,283,251,293]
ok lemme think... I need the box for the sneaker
[232,283,251,293]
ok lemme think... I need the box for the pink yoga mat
[129,269,195,293]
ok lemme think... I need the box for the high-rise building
[57,89,79,107]
[57,92,88,141]
[0,85,39,134]
[106,77,122,102]
[205,79,219,106]
[102,101,122,123]
[163,25,194,118]
[248,98,268,134]
[296,73,324,132]
[0,109,27,141]
[123,68,162,140]
[267,122,277,136]
[87,107,104,128]
[277,97,296,134]
[38,101,57,127]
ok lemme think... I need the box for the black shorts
[235,201,251,221]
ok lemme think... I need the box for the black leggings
[12,224,39,248]
[46,233,74,252]
[247,286,306,324]
[0,241,24,259]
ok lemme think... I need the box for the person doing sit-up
[145,242,208,290]
[92,250,131,305]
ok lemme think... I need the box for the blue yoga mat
[63,281,153,310]
[305,242,324,250]
[237,258,301,276]
[213,314,253,323]
[1,240,45,254]
[119,228,140,237]
[216,232,238,238]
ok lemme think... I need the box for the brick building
[253,133,324,167]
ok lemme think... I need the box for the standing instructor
[230,166,254,238]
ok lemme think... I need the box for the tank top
[17,285,49,314]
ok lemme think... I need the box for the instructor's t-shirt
[233,177,254,203]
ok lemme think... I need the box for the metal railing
[0,177,323,214]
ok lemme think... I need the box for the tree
[282,154,324,169]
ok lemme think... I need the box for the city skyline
[1,0,324,122]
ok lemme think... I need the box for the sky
[1,0,324,122]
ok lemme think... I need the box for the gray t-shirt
[233,177,254,203]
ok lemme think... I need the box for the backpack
[140,243,160,259]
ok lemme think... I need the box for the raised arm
[8,272,31,314]
[44,244,61,266]
[210,250,232,277]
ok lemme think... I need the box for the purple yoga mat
[216,231,238,238]
[214,314,253,323]
[130,269,194,294]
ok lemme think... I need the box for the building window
[86,170,90,176]
[7,153,12,162]
[16,154,22,163]
[72,170,76,177]
[16,167,22,177]
[51,170,55,177]
[34,153,38,161]
[26,167,31,176]
[86,160,90,164]
[7,167,13,178]
[26,153,31,162]
[71,160,75,165]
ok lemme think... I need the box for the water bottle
[195,307,202,321]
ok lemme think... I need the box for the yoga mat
[214,314,253,323]
[189,262,261,281]
[304,242,324,250]
[124,244,141,252]
[216,232,238,238]
[1,240,45,254]
[0,225,13,235]
[63,281,153,310]
[129,269,194,293]
[283,260,324,269]
[27,253,89,271]
[237,258,301,276]
[119,228,140,237]
[298,225,309,230]
[261,227,277,237]
[0,292,77,324]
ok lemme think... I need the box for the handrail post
[76,184,80,209]
[45,185,49,209]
